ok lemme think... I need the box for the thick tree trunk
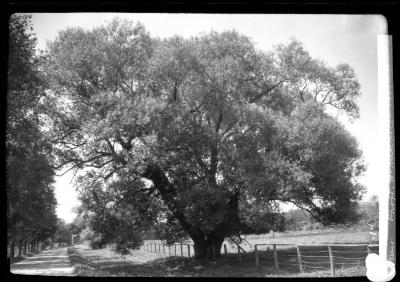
[191,191,239,260]
[10,242,15,258]
[193,236,224,259]
[141,164,200,239]
[18,240,23,256]
[141,164,240,261]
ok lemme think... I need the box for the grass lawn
[69,234,373,277]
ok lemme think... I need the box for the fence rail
[141,241,378,276]
[142,242,194,257]
[253,243,378,276]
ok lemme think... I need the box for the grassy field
[145,228,378,254]
[68,228,378,277]
[243,228,378,247]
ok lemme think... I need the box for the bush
[80,227,95,241]
[111,233,143,255]
[89,235,105,249]
[302,222,323,231]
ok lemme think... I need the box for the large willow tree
[43,18,365,258]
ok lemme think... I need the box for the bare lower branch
[248,79,284,103]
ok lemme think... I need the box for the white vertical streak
[377,35,391,259]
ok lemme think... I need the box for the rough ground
[10,247,75,276]
[69,244,367,277]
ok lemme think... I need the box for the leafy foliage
[53,219,72,244]
[79,226,95,241]
[75,170,158,252]
[7,14,57,252]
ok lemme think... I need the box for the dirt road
[10,247,75,276]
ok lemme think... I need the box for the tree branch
[299,82,308,103]
[248,79,284,103]
[54,152,112,175]
[140,164,201,239]
[192,146,210,178]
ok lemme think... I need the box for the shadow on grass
[9,250,45,265]
[11,255,73,270]
[9,257,24,264]
[71,251,302,277]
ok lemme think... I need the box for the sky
[23,13,387,223]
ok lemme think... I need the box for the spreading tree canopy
[43,18,366,258]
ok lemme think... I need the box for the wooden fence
[142,241,379,276]
[143,242,195,257]
[253,243,378,276]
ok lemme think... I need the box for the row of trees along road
[7,15,58,258]
[41,18,366,259]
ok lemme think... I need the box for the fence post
[159,243,161,253]
[297,245,303,272]
[188,245,191,257]
[175,244,177,256]
[181,243,183,257]
[224,244,228,258]
[255,245,259,267]
[212,245,216,259]
[163,244,166,254]
[238,245,242,262]
[273,244,279,269]
[169,245,171,256]
[328,245,335,277]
